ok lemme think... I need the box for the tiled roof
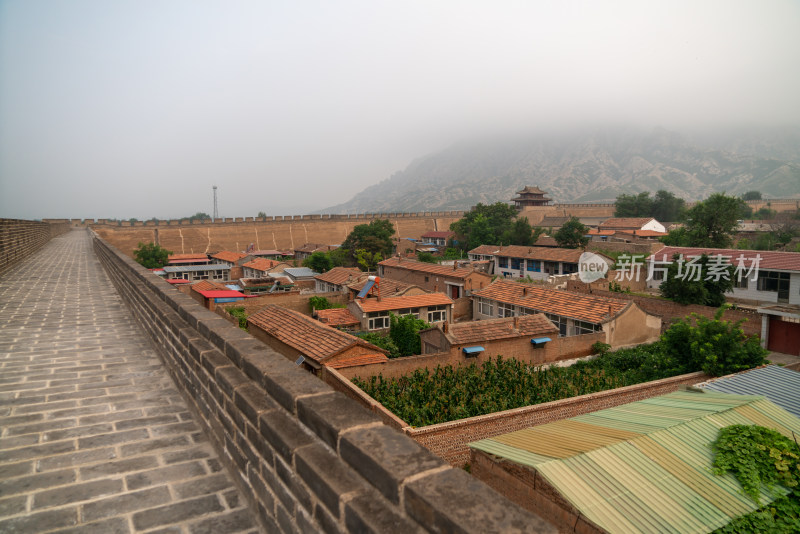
[496,245,586,263]
[598,217,655,229]
[468,245,502,256]
[168,253,209,261]
[295,243,336,254]
[347,277,419,296]
[446,314,558,345]
[314,267,363,286]
[698,365,800,418]
[473,280,629,324]
[191,280,227,292]
[242,258,282,272]
[515,186,547,195]
[326,353,389,369]
[378,257,475,279]
[617,229,668,237]
[283,267,320,279]
[532,236,559,247]
[315,308,360,327]
[470,390,800,534]
[211,251,249,263]
[649,246,800,272]
[421,231,455,239]
[163,264,230,273]
[587,228,617,236]
[247,305,385,364]
[250,249,283,256]
[356,293,454,313]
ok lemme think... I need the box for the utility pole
[212,185,218,219]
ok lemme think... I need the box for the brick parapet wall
[0,218,71,277]
[565,283,761,336]
[91,230,553,534]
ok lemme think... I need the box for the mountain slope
[325,126,800,213]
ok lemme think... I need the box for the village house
[249,249,291,260]
[469,390,800,534]
[314,308,361,330]
[347,276,428,300]
[314,266,364,293]
[236,277,293,294]
[282,267,320,289]
[188,280,245,311]
[393,237,420,257]
[472,279,660,346]
[377,257,492,300]
[348,293,454,331]
[246,304,389,372]
[598,217,666,233]
[646,246,800,306]
[511,186,552,210]
[241,257,291,279]
[419,231,455,247]
[162,263,231,282]
[166,253,211,266]
[493,245,613,280]
[210,251,252,279]
[293,243,338,261]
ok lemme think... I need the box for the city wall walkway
[0,230,259,533]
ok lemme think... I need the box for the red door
[768,317,800,356]
[450,285,460,299]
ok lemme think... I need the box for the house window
[213,271,225,280]
[574,320,600,335]
[757,271,790,302]
[562,263,578,274]
[367,312,390,330]
[510,258,522,270]
[545,313,568,336]
[652,270,665,281]
[425,276,429,282]
[427,305,448,323]
[519,307,536,315]
[543,261,559,275]
[395,308,420,318]
[527,260,541,272]
[498,257,508,268]
[499,303,515,318]
[734,277,748,289]
[477,298,494,316]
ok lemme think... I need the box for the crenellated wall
[0,218,71,276]
[91,230,555,534]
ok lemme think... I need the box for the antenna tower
[212,185,218,219]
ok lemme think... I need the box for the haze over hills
[323,126,800,214]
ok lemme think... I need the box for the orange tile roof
[247,305,386,364]
[168,253,209,261]
[468,245,502,256]
[191,280,227,292]
[533,236,559,247]
[649,247,800,272]
[378,257,475,279]
[315,308,360,327]
[295,243,337,254]
[326,353,389,369]
[243,258,282,272]
[356,293,454,313]
[211,251,249,263]
[314,267,364,286]
[473,280,629,324]
[598,217,656,229]
[496,245,586,263]
[588,229,617,236]
[421,231,455,239]
[619,229,668,237]
[446,314,558,345]
[348,276,416,296]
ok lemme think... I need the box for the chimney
[513,316,519,330]
[434,284,438,292]
[453,263,457,271]
[442,321,448,333]
[608,305,612,317]
[523,287,528,296]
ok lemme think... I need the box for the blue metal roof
[698,365,800,417]
[531,337,552,345]
[163,264,230,273]
[462,346,485,354]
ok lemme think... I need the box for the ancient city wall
[0,218,71,277]
[91,231,550,533]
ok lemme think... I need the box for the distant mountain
[324,125,800,213]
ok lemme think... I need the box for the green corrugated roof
[469,390,800,534]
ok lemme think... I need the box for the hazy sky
[1,0,799,219]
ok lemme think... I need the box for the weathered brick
[0,468,76,497]
[295,443,366,517]
[125,461,208,491]
[234,383,278,425]
[79,456,160,480]
[297,392,381,450]
[132,494,224,530]
[53,516,130,534]
[262,368,331,414]
[77,428,149,449]
[345,493,425,534]
[187,508,257,534]
[0,507,78,533]
[119,435,192,457]
[275,455,313,513]
[258,409,314,462]
[0,495,27,517]
[33,478,123,509]
[340,425,445,504]
[216,366,250,398]
[173,472,233,500]
[201,349,232,376]
[82,486,172,522]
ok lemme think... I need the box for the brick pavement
[0,230,259,533]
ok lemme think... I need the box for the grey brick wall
[0,218,70,276]
[92,231,555,534]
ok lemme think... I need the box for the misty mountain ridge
[324,125,800,213]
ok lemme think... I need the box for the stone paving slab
[0,230,259,533]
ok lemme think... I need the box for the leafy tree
[741,190,762,201]
[128,218,139,224]
[554,217,589,248]
[501,217,536,246]
[327,247,349,268]
[303,251,333,272]
[450,202,517,250]
[614,192,654,217]
[416,252,437,263]
[753,207,777,220]
[659,254,734,306]
[355,249,382,271]
[227,307,248,330]
[257,211,267,218]
[133,242,172,269]
[660,306,766,376]
[341,220,395,258]
[660,226,691,246]
[356,332,401,359]
[389,313,431,357]
[442,248,463,260]
[682,193,749,248]
[651,190,686,222]
[308,296,344,310]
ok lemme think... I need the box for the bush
[355,332,401,359]
[389,313,431,356]
[308,296,344,311]
[227,307,248,330]
[133,242,172,269]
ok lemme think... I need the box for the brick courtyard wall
[92,231,553,534]
[0,218,71,277]
[565,282,762,336]
[219,291,348,316]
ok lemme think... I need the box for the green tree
[683,193,748,248]
[753,207,777,220]
[355,332,401,359]
[355,249,382,271]
[554,217,589,248]
[308,296,344,310]
[303,251,333,272]
[182,212,211,222]
[416,252,437,263]
[257,211,267,218]
[651,190,686,222]
[450,202,518,250]
[133,242,172,269]
[341,220,395,258]
[500,216,541,246]
[741,190,762,201]
[389,313,431,357]
[614,191,654,217]
[659,254,734,306]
